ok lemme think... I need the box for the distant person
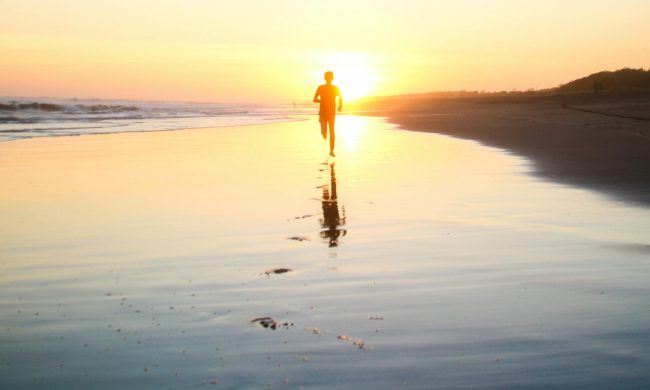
[593,82,604,93]
[313,71,343,157]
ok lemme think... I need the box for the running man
[313,71,342,157]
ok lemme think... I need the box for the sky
[1,0,649,103]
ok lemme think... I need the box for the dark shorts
[319,112,335,123]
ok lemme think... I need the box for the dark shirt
[315,84,341,117]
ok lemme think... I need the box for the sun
[318,52,379,101]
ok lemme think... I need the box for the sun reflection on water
[337,115,367,153]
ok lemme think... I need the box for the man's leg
[320,116,327,139]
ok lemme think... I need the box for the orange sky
[1,0,649,103]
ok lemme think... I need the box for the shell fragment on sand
[337,334,365,350]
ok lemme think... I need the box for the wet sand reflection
[320,162,346,247]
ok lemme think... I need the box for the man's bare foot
[329,151,336,157]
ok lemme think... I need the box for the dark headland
[352,68,650,206]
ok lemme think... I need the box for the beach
[355,91,650,206]
[1,116,649,389]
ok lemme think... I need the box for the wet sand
[1,117,649,389]
[356,91,650,206]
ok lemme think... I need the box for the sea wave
[0,97,311,142]
[0,101,139,114]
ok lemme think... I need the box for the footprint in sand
[286,236,310,242]
[263,268,292,276]
[251,317,294,330]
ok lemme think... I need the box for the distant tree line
[557,68,650,92]
[349,68,650,109]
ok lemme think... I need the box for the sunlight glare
[337,115,367,153]
[316,52,379,101]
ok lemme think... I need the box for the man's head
[324,71,334,83]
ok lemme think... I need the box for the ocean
[0,97,308,142]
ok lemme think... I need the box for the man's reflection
[320,163,346,247]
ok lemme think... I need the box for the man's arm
[337,88,343,112]
[313,86,321,103]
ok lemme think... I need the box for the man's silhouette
[313,71,342,157]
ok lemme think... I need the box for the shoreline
[0,116,308,143]
[356,91,650,206]
[0,98,311,143]
[4,92,650,207]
